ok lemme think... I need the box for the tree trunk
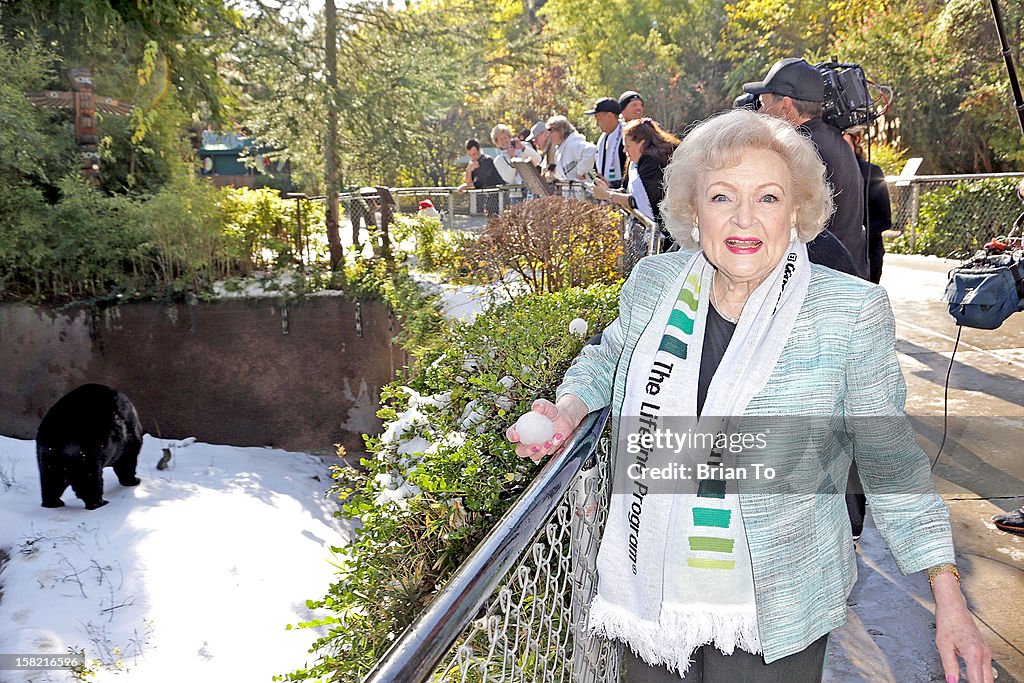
[325,0,344,273]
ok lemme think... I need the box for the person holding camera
[744,58,869,280]
[524,121,555,171]
[491,123,542,185]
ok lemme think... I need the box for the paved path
[827,254,1024,682]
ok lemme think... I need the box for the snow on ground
[0,435,351,683]
[412,270,525,322]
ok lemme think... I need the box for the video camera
[815,60,878,130]
[734,60,889,131]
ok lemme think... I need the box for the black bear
[36,384,143,510]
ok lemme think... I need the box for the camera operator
[744,58,869,280]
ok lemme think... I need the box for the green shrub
[0,177,148,302]
[344,256,446,356]
[219,187,327,270]
[865,142,910,177]
[890,178,1023,257]
[282,282,622,682]
[390,213,476,282]
[136,177,234,298]
[0,177,337,303]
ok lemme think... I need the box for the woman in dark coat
[594,118,680,248]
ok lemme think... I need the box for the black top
[471,154,504,189]
[635,154,667,225]
[697,304,737,417]
[858,158,892,284]
[806,229,858,276]
[800,118,868,280]
[858,158,892,236]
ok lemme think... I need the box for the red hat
[418,199,435,210]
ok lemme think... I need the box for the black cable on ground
[932,324,963,471]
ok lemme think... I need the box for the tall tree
[325,0,344,271]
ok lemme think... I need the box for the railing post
[909,181,920,252]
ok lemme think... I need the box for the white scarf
[589,241,810,675]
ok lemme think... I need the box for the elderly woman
[507,110,991,682]
[491,123,542,185]
[545,115,597,182]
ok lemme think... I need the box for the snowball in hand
[514,412,556,445]
[568,318,589,337]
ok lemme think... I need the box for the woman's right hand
[506,397,587,463]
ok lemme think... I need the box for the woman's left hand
[933,573,994,682]
[592,177,611,200]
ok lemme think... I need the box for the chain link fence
[364,409,622,683]
[431,453,621,683]
[886,173,1024,255]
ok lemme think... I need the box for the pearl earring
[790,226,798,241]
[691,225,700,243]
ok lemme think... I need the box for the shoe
[992,506,1024,535]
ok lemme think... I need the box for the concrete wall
[0,297,404,454]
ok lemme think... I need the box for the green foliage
[280,282,621,682]
[890,178,1024,257]
[136,176,233,297]
[0,177,338,303]
[344,256,448,356]
[864,141,910,177]
[1,0,239,121]
[541,0,732,132]
[390,213,473,277]
[219,187,328,270]
[0,176,149,301]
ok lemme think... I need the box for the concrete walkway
[827,254,1024,682]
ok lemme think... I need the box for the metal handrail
[883,171,1024,183]
[363,405,612,683]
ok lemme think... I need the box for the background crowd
[460,57,893,287]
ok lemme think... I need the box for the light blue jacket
[557,251,954,663]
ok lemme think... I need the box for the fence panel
[429,453,621,683]
[363,408,622,683]
[886,173,1024,252]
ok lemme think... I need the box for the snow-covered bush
[284,282,621,682]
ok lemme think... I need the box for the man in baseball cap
[742,57,824,104]
[746,56,871,543]
[742,57,868,283]
[584,97,621,116]
[587,98,626,188]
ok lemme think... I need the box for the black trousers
[623,634,829,683]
